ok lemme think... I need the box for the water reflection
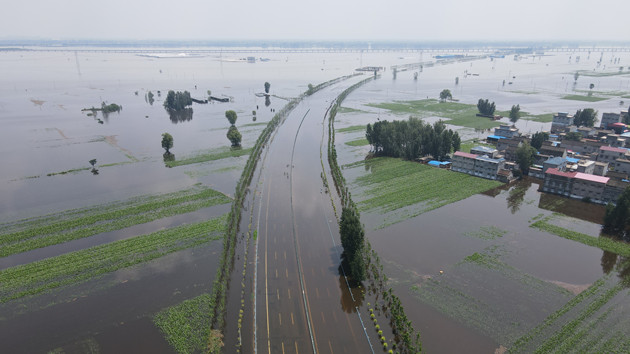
[163,152,175,163]
[167,108,193,123]
[264,96,271,107]
[601,250,617,274]
[338,264,364,313]
[506,181,529,214]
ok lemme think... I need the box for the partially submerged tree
[439,89,452,102]
[163,90,192,111]
[339,207,366,282]
[264,82,270,94]
[225,110,238,125]
[509,104,521,124]
[227,126,242,147]
[161,132,173,154]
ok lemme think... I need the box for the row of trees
[339,208,365,282]
[573,108,598,127]
[366,118,461,161]
[225,110,242,147]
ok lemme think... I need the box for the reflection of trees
[601,250,618,274]
[265,95,271,107]
[507,183,529,214]
[338,265,364,313]
[167,108,193,123]
[616,257,630,287]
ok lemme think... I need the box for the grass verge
[345,138,369,147]
[0,215,226,303]
[0,185,230,257]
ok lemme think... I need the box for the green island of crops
[165,147,252,167]
[337,124,367,133]
[367,99,501,129]
[561,94,608,102]
[351,157,501,226]
[345,138,369,146]
[0,185,231,257]
[575,70,630,78]
[464,225,507,240]
[531,215,630,257]
[509,274,630,353]
[0,215,226,303]
[337,106,368,114]
[154,293,223,353]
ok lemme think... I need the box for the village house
[494,124,520,138]
[551,112,574,133]
[596,146,628,165]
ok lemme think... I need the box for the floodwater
[2,46,630,352]
[333,49,630,351]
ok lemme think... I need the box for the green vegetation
[412,249,572,346]
[439,89,452,102]
[509,275,626,353]
[345,138,369,146]
[162,132,174,154]
[604,186,630,237]
[46,167,90,177]
[367,99,501,129]
[531,132,550,150]
[338,106,367,114]
[165,147,252,168]
[226,126,242,147]
[531,215,630,257]
[340,207,366,282]
[337,124,367,133]
[0,216,226,302]
[164,90,192,111]
[155,294,223,353]
[509,104,521,124]
[459,140,494,153]
[561,95,607,102]
[465,225,507,240]
[575,70,630,77]
[516,141,537,175]
[352,157,501,225]
[366,118,460,161]
[101,102,122,114]
[225,110,237,125]
[0,185,230,257]
[573,108,598,127]
[477,98,496,116]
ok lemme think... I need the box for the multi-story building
[543,157,567,173]
[470,146,499,158]
[474,155,506,180]
[571,173,609,203]
[576,160,595,174]
[596,146,629,164]
[551,112,574,132]
[603,179,630,203]
[451,151,477,174]
[600,112,624,129]
[542,169,575,197]
[561,139,606,157]
[494,124,520,138]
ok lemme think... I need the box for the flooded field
[2,46,630,353]
[334,49,630,352]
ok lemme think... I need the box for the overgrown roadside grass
[165,147,252,167]
[155,294,223,354]
[352,157,502,225]
[531,214,630,257]
[367,99,501,129]
[0,185,231,257]
[0,215,226,303]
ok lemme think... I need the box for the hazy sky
[4,0,630,42]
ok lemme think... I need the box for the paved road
[235,76,374,353]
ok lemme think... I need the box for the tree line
[366,118,461,161]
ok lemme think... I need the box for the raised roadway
[234,75,374,353]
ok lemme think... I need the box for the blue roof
[545,157,566,165]
[487,135,506,140]
[428,160,450,166]
[566,157,580,163]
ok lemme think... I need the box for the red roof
[600,145,627,153]
[545,168,576,178]
[575,172,609,184]
[454,151,478,159]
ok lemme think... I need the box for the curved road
[227,76,374,353]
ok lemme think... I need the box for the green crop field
[345,138,369,146]
[350,157,501,226]
[531,215,630,257]
[0,185,230,257]
[337,124,367,133]
[0,215,226,303]
[165,147,252,167]
[155,293,220,353]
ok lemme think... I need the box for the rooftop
[454,151,478,159]
[575,172,609,184]
[600,145,628,153]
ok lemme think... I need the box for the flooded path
[225,76,375,353]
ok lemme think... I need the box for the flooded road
[224,76,376,353]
